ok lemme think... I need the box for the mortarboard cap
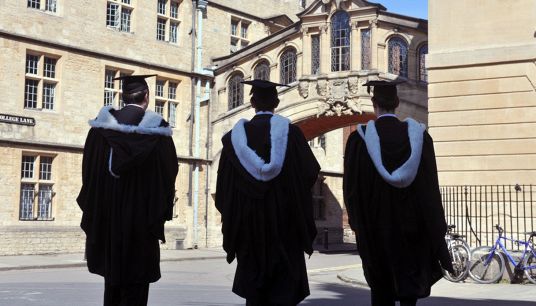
[114,74,157,95]
[241,79,290,103]
[363,79,405,109]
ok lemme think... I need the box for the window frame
[106,0,134,33]
[253,60,271,81]
[280,48,297,85]
[156,0,182,44]
[24,52,60,111]
[154,78,180,127]
[227,73,244,110]
[229,16,250,53]
[418,43,428,83]
[387,36,409,78]
[19,154,56,221]
[330,10,351,72]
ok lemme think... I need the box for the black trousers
[104,282,150,306]
[371,290,417,306]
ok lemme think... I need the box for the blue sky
[369,0,428,20]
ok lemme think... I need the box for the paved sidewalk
[0,248,227,272]
[0,243,356,272]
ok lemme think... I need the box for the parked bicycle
[442,224,471,282]
[468,224,536,284]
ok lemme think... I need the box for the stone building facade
[0,0,428,255]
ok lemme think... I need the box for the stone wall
[428,0,536,185]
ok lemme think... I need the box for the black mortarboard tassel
[113,74,157,95]
[241,79,289,102]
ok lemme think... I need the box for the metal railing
[441,185,535,251]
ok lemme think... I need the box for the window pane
[24,79,39,109]
[45,0,57,12]
[20,184,35,220]
[157,18,166,41]
[280,49,297,84]
[227,74,244,110]
[106,2,120,27]
[170,1,179,19]
[122,0,131,4]
[104,90,115,106]
[241,24,248,39]
[361,29,371,70]
[26,54,39,75]
[170,22,178,44]
[168,102,177,128]
[105,69,115,89]
[42,83,55,110]
[158,0,166,15]
[121,8,132,32]
[156,80,165,97]
[254,61,270,81]
[27,0,40,9]
[39,157,53,180]
[388,37,409,77]
[331,11,350,72]
[44,57,56,78]
[419,44,428,83]
[37,185,53,220]
[118,72,129,90]
[21,156,36,179]
[155,101,165,116]
[311,35,320,75]
[231,20,238,36]
[168,82,177,100]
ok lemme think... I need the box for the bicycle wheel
[523,251,536,285]
[443,243,470,282]
[468,246,505,284]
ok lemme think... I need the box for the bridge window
[418,44,428,83]
[311,34,320,75]
[253,60,270,81]
[331,11,351,72]
[227,73,244,110]
[280,48,297,85]
[361,29,371,70]
[388,37,408,77]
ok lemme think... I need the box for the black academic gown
[343,116,452,300]
[215,114,320,305]
[77,105,178,285]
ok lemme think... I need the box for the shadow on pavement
[302,282,534,306]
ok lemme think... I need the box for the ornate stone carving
[316,77,365,117]
[298,80,309,98]
[320,24,329,34]
[316,78,328,97]
[348,76,359,95]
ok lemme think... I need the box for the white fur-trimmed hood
[357,118,426,188]
[89,106,172,136]
[231,114,290,182]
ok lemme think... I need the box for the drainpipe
[204,80,212,247]
[188,0,196,210]
[193,0,207,248]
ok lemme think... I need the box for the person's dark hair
[250,87,280,111]
[123,89,148,104]
[372,96,399,112]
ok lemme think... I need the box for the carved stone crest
[298,80,309,98]
[316,77,364,117]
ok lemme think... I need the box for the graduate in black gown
[77,75,178,306]
[343,80,453,306]
[215,80,320,306]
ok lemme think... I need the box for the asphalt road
[0,253,534,305]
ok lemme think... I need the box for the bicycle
[442,224,471,282]
[468,224,536,284]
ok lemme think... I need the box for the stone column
[370,18,379,70]
[320,23,330,74]
[351,21,360,71]
[301,27,311,76]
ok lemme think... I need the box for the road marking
[307,264,362,274]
